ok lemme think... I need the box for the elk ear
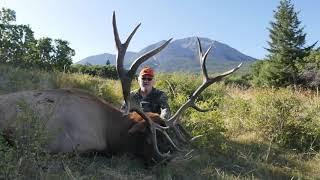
[128,121,147,134]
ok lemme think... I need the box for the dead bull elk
[0,12,241,163]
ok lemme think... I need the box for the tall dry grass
[1,65,320,179]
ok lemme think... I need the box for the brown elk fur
[0,88,168,163]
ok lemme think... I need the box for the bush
[224,73,252,88]
[223,97,253,136]
[186,106,227,152]
[69,64,118,79]
[252,88,320,151]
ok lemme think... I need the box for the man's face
[138,75,155,91]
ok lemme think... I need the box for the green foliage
[252,0,317,87]
[224,73,252,88]
[223,97,253,136]
[52,39,75,71]
[252,88,320,151]
[251,60,287,87]
[0,8,75,72]
[304,49,320,69]
[69,64,118,79]
[187,108,227,151]
[0,7,16,24]
[299,50,320,88]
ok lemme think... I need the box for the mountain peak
[76,37,256,72]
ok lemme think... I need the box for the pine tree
[265,0,316,86]
[106,59,111,65]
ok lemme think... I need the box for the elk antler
[113,12,172,114]
[112,12,180,158]
[166,37,242,142]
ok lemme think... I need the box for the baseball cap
[139,67,154,77]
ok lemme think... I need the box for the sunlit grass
[1,64,320,179]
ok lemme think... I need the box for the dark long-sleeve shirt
[121,88,171,119]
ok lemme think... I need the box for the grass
[0,64,320,179]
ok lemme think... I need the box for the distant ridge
[76,51,137,66]
[75,37,256,72]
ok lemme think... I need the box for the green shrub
[224,73,252,88]
[69,64,118,79]
[223,97,253,136]
[186,107,227,152]
[252,88,320,151]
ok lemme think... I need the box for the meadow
[1,64,320,180]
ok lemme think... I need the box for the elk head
[112,12,242,163]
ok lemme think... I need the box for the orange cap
[139,67,154,77]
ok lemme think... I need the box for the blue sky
[1,0,319,63]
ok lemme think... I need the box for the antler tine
[113,12,142,113]
[197,37,212,81]
[124,24,141,51]
[113,12,141,65]
[192,105,215,112]
[208,62,242,84]
[166,37,242,143]
[112,12,121,53]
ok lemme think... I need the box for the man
[121,67,171,119]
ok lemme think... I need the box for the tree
[251,60,286,87]
[253,0,316,87]
[37,38,54,70]
[0,8,16,24]
[0,8,36,65]
[0,7,75,72]
[298,49,320,88]
[53,39,75,71]
[304,49,320,69]
[106,59,111,65]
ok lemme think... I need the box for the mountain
[76,51,137,65]
[75,37,256,72]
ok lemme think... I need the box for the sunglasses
[141,77,153,81]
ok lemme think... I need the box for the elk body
[0,88,165,162]
[0,12,241,164]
